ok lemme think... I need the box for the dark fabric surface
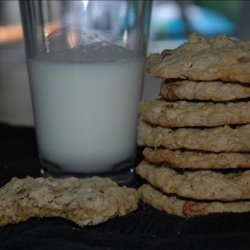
[0,123,250,250]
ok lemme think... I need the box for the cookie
[139,99,250,127]
[139,184,185,217]
[0,176,138,227]
[139,184,250,217]
[138,120,250,152]
[143,148,250,169]
[136,160,250,201]
[146,33,250,83]
[160,80,250,102]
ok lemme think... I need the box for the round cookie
[146,33,250,83]
[160,80,250,102]
[138,120,250,152]
[139,99,250,127]
[143,147,250,169]
[139,184,250,217]
[0,176,138,227]
[137,161,250,201]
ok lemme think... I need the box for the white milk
[28,46,144,173]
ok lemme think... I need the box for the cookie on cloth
[143,147,250,169]
[136,160,250,201]
[138,120,250,152]
[146,33,250,83]
[139,99,250,127]
[139,184,250,217]
[160,80,250,102]
[0,176,138,227]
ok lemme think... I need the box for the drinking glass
[19,0,152,183]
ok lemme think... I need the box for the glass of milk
[19,0,152,182]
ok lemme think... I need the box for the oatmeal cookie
[139,99,250,127]
[139,184,250,217]
[138,120,250,152]
[0,176,138,227]
[146,33,250,83]
[143,148,250,169]
[137,161,250,201]
[160,80,250,102]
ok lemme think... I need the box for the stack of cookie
[136,33,250,217]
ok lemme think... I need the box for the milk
[28,46,144,173]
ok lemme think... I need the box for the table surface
[1,123,250,250]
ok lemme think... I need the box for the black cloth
[0,123,250,250]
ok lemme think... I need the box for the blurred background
[0,0,249,126]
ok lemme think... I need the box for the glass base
[39,156,136,185]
